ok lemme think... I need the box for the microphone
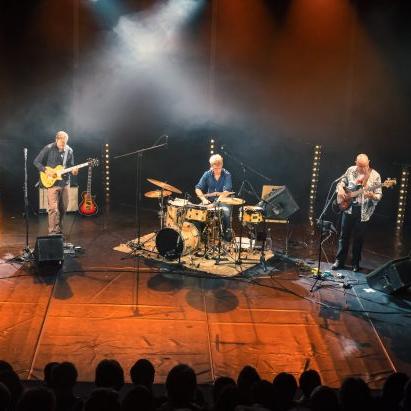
[333,173,345,183]
[220,145,225,151]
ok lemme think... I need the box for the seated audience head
[95,359,124,392]
[52,362,78,390]
[237,365,261,405]
[272,372,298,411]
[165,364,197,407]
[310,385,339,411]
[381,372,409,410]
[129,359,155,389]
[339,377,372,411]
[251,379,273,409]
[0,369,23,409]
[17,386,55,411]
[0,382,11,411]
[121,385,154,411]
[213,376,236,404]
[214,384,240,411]
[299,369,322,399]
[0,362,13,374]
[43,362,59,388]
[402,378,411,411]
[85,388,120,411]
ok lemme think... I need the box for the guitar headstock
[383,178,397,188]
[87,158,99,167]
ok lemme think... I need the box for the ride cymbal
[147,178,182,194]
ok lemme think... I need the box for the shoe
[331,260,344,270]
[352,265,360,272]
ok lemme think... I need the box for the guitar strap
[62,146,69,169]
[363,168,372,189]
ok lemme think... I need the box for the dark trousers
[336,206,368,266]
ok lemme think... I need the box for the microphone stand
[310,175,344,292]
[114,140,167,254]
[9,148,34,263]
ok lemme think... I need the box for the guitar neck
[60,162,90,176]
[350,182,382,197]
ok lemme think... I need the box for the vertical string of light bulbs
[396,165,409,232]
[104,143,110,205]
[308,145,322,227]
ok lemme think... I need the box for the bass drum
[156,222,200,260]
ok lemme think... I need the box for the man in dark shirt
[33,131,78,235]
[195,154,233,241]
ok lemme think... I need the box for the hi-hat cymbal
[147,178,182,194]
[144,190,172,199]
[218,197,245,205]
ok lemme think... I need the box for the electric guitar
[79,164,98,216]
[337,178,397,211]
[40,158,99,188]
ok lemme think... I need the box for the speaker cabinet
[34,235,64,263]
[39,186,78,213]
[259,186,299,219]
[366,256,411,294]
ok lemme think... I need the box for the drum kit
[143,178,266,263]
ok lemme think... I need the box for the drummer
[195,154,233,241]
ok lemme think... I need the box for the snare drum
[156,222,200,260]
[239,206,264,224]
[166,198,189,227]
[186,204,208,222]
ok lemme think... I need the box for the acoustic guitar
[79,164,98,216]
[40,158,99,188]
[337,178,397,211]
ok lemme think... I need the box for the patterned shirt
[337,165,382,222]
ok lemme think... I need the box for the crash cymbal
[147,178,182,194]
[144,190,172,199]
[218,197,245,205]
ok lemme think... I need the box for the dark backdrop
[1,0,410,227]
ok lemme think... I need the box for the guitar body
[79,192,98,216]
[336,178,397,211]
[40,165,64,188]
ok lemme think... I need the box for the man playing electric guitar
[34,131,78,235]
[332,153,382,272]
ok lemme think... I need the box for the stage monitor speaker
[259,186,299,219]
[34,235,64,263]
[366,256,411,294]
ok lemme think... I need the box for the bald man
[34,131,78,235]
[332,154,382,272]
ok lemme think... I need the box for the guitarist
[33,131,78,235]
[332,154,382,272]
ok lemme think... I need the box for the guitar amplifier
[39,186,79,213]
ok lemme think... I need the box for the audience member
[237,366,261,406]
[0,382,11,411]
[121,385,154,411]
[84,388,120,411]
[95,360,124,392]
[52,362,82,411]
[272,372,298,411]
[339,377,373,411]
[17,386,55,411]
[310,385,339,411]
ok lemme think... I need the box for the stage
[1,205,410,389]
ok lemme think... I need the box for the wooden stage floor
[0,206,410,388]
